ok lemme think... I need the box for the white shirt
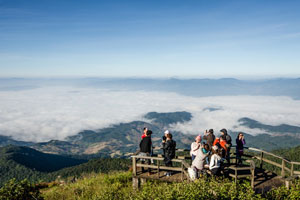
[209,154,221,170]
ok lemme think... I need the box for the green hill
[0,145,130,187]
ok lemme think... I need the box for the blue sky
[0,0,300,78]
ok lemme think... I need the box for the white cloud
[0,87,300,142]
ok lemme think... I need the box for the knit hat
[164,130,170,134]
[195,135,201,141]
[220,128,227,135]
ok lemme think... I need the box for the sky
[1,0,300,78]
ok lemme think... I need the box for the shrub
[0,178,43,200]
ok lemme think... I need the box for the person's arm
[209,155,215,169]
[191,143,200,152]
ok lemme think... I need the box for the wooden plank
[261,158,282,168]
[284,166,291,172]
[293,171,300,175]
[228,166,252,170]
[136,164,182,171]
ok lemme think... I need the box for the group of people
[190,129,246,178]
[139,128,176,176]
[138,127,246,179]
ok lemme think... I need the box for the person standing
[164,133,176,177]
[190,135,201,161]
[203,129,215,150]
[141,127,148,139]
[139,130,152,175]
[220,128,232,164]
[236,132,246,166]
[162,130,169,158]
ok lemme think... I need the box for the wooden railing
[131,146,300,189]
[131,155,191,181]
[243,147,300,177]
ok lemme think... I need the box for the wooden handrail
[133,145,300,182]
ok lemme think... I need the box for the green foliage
[0,145,130,187]
[265,179,300,200]
[42,172,263,200]
[0,179,43,200]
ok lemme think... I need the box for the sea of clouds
[0,86,300,142]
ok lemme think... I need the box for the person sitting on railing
[192,143,210,177]
[209,145,223,176]
[236,132,246,166]
[164,133,176,177]
[190,135,202,161]
[139,129,153,175]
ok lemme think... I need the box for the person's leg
[226,147,231,164]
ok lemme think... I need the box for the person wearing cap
[203,129,215,150]
[141,127,148,139]
[163,133,176,177]
[220,128,232,164]
[190,135,202,161]
[209,145,222,176]
[139,130,153,175]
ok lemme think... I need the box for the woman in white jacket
[190,135,202,161]
[209,145,223,176]
[192,144,209,172]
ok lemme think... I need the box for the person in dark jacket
[163,133,176,176]
[203,129,215,150]
[162,130,169,158]
[236,132,246,165]
[139,130,152,174]
[220,128,232,164]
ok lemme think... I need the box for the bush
[0,178,43,200]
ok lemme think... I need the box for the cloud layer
[0,86,300,142]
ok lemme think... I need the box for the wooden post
[291,163,294,176]
[260,152,264,169]
[181,162,184,181]
[132,157,137,176]
[251,168,255,188]
[157,160,160,178]
[132,177,139,189]
[140,178,147,186]
[281,159,285,177]
[235,169,237,183]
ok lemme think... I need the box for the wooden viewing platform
[131,146,300,193]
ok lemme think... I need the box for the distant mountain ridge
[1,77,300,99]
[239,117,300,135]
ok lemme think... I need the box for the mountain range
[1,77,300,99]
[1,111,300,157]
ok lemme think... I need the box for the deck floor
[134,164,285,192]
